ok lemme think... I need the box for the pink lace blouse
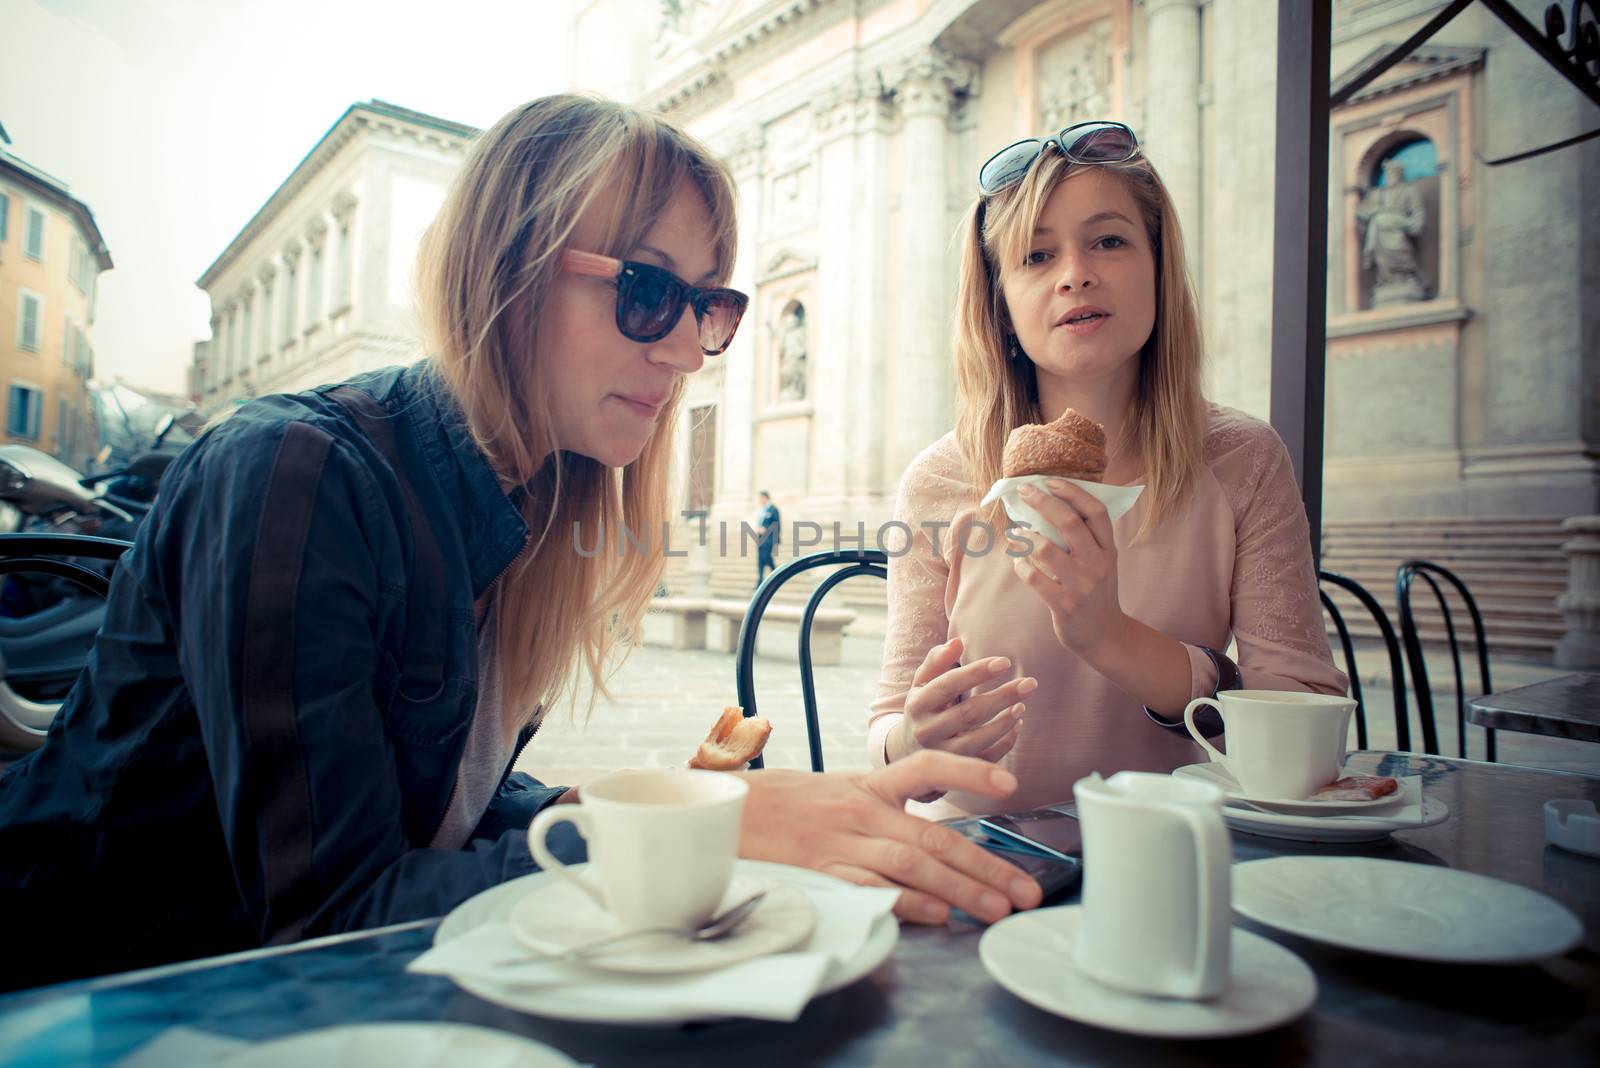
[868,404,1348,817]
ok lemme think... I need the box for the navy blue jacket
[0,363,580,991]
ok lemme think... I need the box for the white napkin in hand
[980,476,1144,551]
[408,883,900,1023]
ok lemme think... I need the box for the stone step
[1323,545,1567,562]
[1331,618,1560,656]
[1324,516,1569,532]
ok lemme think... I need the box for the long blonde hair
[953,150,1206,533]
[414,94,737,728]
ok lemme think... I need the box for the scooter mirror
[0,458,30,496]
[153,414,176,448]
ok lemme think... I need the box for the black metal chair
[0,533,131,597]
[734,549,887,771]
[0,532,133,756]
[1318,569,1410,752]
[1396,560,1495,762]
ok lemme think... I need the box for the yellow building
[0,143,112,472]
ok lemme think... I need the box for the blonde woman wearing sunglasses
[869,123,1347,815]
[0,95,1040,991]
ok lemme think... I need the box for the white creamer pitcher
[1072,771,1232,1000]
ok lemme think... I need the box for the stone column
[258,263,278,372]
[208,314,222,398]
[716,129,763,521]
[1143,0,1202,256]
[1556,516,1600,669]
[885,49,976,484]
[810,78,872,508]
[221,301,238,387]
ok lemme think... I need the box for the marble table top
[1468,673,1600,742]
[1,752,1596,1066]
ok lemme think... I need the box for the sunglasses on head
[977,120,1140,195]
[560,250,749,356]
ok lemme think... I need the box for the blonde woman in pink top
[869,123,1347,816]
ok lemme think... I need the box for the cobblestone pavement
[518,621,1600,790]
[516,614,882,788]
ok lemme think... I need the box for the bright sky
[5,0,576,394]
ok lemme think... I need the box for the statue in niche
[1355,158,1430,306]
[777,303,807,402]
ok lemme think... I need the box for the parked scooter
[0,416,180,756]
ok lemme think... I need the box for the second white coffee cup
[1183,689,1356,800]
[527,768,748,932]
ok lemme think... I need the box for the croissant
[688,707,773,771]
[1001,407,1107,482]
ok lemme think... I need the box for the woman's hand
[736,751,1044,925]
[1013,480,1128,660]
[888,636,1036,764]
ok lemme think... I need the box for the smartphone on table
[943,805,1083,904]
[977,804,1083,863]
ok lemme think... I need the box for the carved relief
[1035,20,1114,131]
[766,162,817,237]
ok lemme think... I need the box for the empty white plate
[1233,857,1583,964]
[980,906,1317,1039]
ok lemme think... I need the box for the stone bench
[646,596,856,665]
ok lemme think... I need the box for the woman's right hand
[888,636,1035,763]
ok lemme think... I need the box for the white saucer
[980,906,1317,1039]
[1233,857,1584,964]
[508,873,815,975]
[1175,772,1448,843]
[434,859,898,1025]
[225,1023,578,1067]
[1174,761,1408,814]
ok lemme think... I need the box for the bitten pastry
[1310,775,1399,802]
[688,706,773,771]
[1001,407,1108,482]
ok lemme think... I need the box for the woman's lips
[613,394,665,418]
[1055,308,1112,336]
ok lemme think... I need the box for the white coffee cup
[526,769,748,931]
[1183,689,1356,800]
[1072,771,1232,1000]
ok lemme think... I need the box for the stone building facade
[571,0,1596,654]
[0,144,110,472]
[193,101,474,413]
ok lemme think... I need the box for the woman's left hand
[1013,480,1127,660]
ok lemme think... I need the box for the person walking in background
[756,490,780,585]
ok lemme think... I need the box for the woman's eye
[1094,235,1128,250]
[1024,250,1052,266]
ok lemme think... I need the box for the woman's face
[999,168,1157,393]
[539,178,718,468]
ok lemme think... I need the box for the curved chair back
[1395,560,1494,761]
[0,532,133,756]
[734,549,887,771]
[1318,569,1409,751]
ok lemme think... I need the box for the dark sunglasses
[561,250,748,356]
[977,121,1140,195]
